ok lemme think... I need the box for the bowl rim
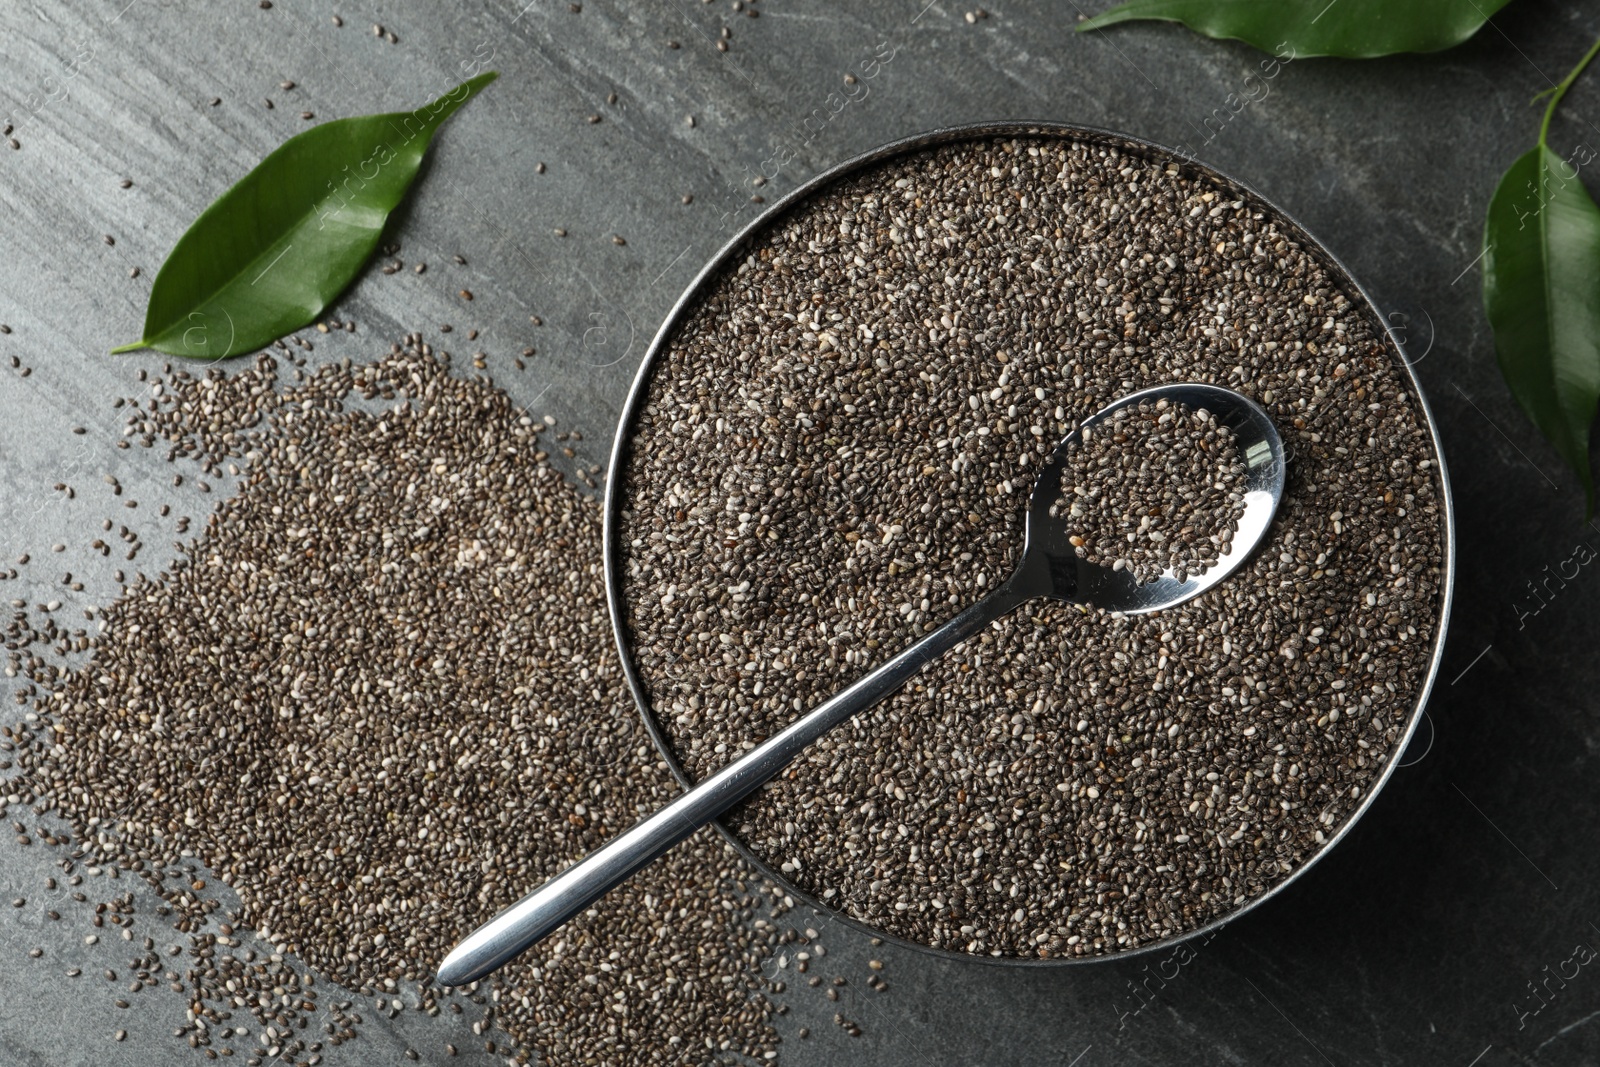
[600,119,1457,968]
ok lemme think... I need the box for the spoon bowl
[1018,381,1285,615]
[437,381,1286,987]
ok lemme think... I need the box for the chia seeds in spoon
[1051,398,1248,584]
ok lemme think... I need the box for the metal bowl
[601,121,1456,967]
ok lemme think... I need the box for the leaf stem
[1539,33,1600,147]
[108,341,147,354]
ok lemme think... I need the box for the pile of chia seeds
[1051,398,1247,583]
[617,134,1446,958]
[4,341,863,1064]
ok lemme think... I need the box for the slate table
[1,2,1596,1064]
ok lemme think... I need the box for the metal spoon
[437,381,1285,986]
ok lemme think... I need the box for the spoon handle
[436,580,1033,986]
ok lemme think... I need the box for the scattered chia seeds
[1050,398,1247,583]
[617,133,1446,958]
[4,341,821,1063]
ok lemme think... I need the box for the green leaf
[1480,35,1600,517]
[1076,0,1515,58]
[112,71,498,359]
[1483,144,1600,515]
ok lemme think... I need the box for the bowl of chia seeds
[604,122,1454,963]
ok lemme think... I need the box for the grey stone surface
[1,0,1598,1064]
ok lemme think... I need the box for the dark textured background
[1,2,1596,1064]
